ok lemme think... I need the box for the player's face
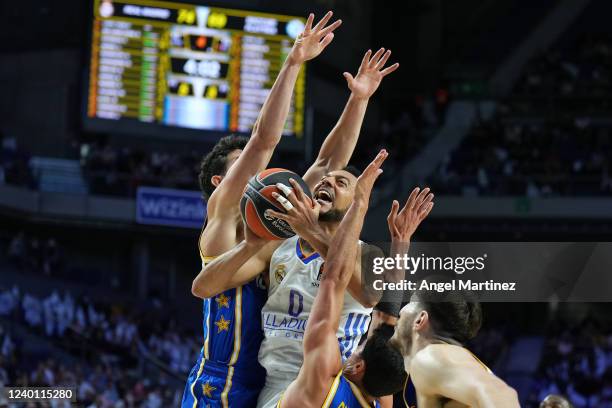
[389,301,420,355]
[312,170,357,222]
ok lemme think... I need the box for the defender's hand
[344,48,399,100]
[265,179,321,239]
[387,187,434,242]
[355,149,388,204]
[287,11,342,65]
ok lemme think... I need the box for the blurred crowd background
[1,0,612,407]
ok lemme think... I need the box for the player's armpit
[198,217,239,258]
[411,345,520,408]
[191,239,279,299]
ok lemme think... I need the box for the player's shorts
[181,359,263,408]
[256,383,285,408]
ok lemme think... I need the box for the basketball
[240,168,312,240]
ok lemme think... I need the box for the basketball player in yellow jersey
[389,289,520,408]
[277,150,407,408]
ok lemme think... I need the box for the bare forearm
[253,60,302,149]
[324,200,368,285]
[306,200,369,355]
[386,239,409,285]
[191,241,261,298]
[304,94,368,185]
[319,94,368,165]
[208,60,303,209]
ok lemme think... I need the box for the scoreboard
[86,0,306,139]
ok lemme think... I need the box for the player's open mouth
[314,189,334,205]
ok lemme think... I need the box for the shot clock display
[86,0,306,138]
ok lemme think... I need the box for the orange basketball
[240,168,312,240]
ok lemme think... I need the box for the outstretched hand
[287,11,342,65]
[387,187,434,242]
[344,48,399,99]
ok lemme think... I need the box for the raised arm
[302,49,399,188]
[412,345,520,408]
[281,150,388,406]
[207,12,342,216]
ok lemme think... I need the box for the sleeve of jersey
[201,255,217,268]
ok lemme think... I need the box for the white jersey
[258,235,373,387]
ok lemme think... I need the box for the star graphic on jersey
[215,315,230,333]
[215,293,230,308]
[202,382,216,398]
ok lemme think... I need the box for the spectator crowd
[8,232,62,277]
[431,34,612,197]
[0,283,199,407]
[525,319,612,407]
[80,142,201,197]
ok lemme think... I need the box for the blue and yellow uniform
[181,253,267,408]
[276,371,380,408]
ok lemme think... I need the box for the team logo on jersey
[274,264,286,283]
[202,382,216,398]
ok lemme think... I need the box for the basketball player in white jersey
[276,150,408,408]
[389,289,520,407]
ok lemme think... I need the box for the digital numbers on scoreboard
[87,0,306,137]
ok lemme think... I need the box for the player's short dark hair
[198,135,248,200]
[361,324,407,397]
[413,287,482,344]
[342,165,361,178]
[540,394,574,408]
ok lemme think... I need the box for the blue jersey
[325,372,380,408]
[402,376,417,408]
[277,371,380,408]
[182,255,267,408]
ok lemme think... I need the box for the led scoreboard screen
[86,0,306,139]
